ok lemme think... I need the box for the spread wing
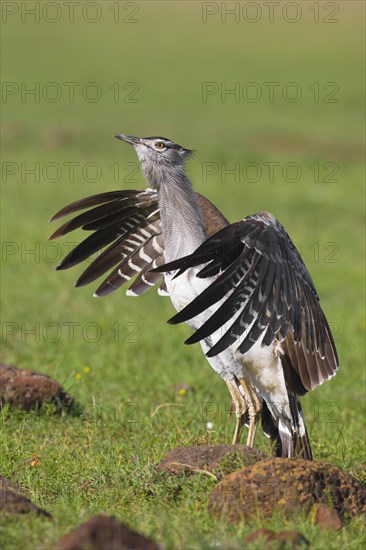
[49,189,166,297]
[49,189,229,298]
[154,211,338,392]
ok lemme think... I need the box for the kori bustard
[49,134,338,459]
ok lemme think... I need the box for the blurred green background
[1,2,365,549]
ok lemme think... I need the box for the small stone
[54,514,160,550]
[313,503,344,531]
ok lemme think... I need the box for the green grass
[1,2,365,548]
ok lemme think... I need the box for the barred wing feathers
[49,189,165,297]
[154,211,338,393]
[49,189,228,298]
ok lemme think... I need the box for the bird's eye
[155,142,165,150]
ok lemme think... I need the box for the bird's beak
[114,134,141,145]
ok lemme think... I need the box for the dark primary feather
[74,219,161,287]
[49,189,164,296]
[154,211,338,392]
[93,225,163,297]
[49,189,229,299]
[49,199,146,239]
[49,190,141,222]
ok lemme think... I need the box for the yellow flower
[179,388,186,396]
[75,373,82,380]
[83,367,90,374]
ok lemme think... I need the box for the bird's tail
[261,396,313,460]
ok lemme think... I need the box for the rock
[0,364,74,411]
[0,475,51,517]
[157,445,267,477]
[244,528,309,549]
[208,458,366,522]
[54,514,160,550]
[312,503,343,531]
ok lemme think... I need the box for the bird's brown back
[196,193,229,237]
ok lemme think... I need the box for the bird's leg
[226,380,248,445]
[239,378,261,447]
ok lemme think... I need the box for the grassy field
[1,2,365,548]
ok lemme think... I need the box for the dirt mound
[54,514,160,550]
[208,458,366,522]
[158,444,267,478]
[0,475,51,517]
[0,363,74,411]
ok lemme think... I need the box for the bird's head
[114,134,193,187]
